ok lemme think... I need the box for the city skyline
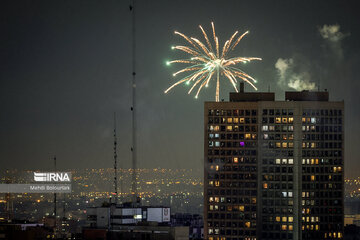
[1,1,360,178]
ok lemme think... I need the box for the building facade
[204,85,344,240]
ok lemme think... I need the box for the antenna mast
[113,112,118,204]
[130,0,138,205]
[53,156,57,234]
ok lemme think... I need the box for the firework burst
[164,22,262,102]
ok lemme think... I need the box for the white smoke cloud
[275,58,316,91]
[319,24,346,42]
[318,24,349,59]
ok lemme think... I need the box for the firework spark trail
[165,22,262,102]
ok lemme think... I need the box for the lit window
[269,126,275,131]
[282,225,287,230]
[288,216,293,222]
[239,118,245,123]
[209,205,213,210]
[288,192,293,197]
[215,181,220,187]
[215,165,219,171]
[220,197,225,202]
[262,125,268,131]
[311,175,315,181]
[209,197,214,202]
[233,157,238,163]
[215,141,220,147]
[282,117,287,123]
[227,118,233,123]
[288,117,294,123]
[282,192,287,197]
[282,159,287,164]
[209,181,213,186]
[245,133,251,139]
[208,229,213,234]
[214,197,219,203]
[263,134,269,139]
[227,126,233,131]
[245,222,251,228]
[239,205,245,211]
[302,117,306,123]
[276,216,281,222]
[288,142,294,148]
[288,126,294,131]
[276,142,281,148]
[288,159,293,164]
[311,117,316,124]
[289,225,293,231]
[276,117,281,123]
[263,183,268,189]
[233,118,238,123]
[276,159,281,164]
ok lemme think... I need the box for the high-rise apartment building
[204,83,344,240]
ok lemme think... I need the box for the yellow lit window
[311,159,314,164]
[311,175,315,181]
[209,205,214,210]
[233,118,239,123]
[289,134,294,140]
[315,159,319,164]
[288,117,294,123]
[239,205,245,211]
[233,157,238,163]
[276,142,281,148]
[337,167,342,172]
[215,165,219,171]
[209,197,214,202]
[315,225,319,230]
[276,216,281,222]
[276,117,281,123]
[252,134,257,140]
[288,142,294,148]
[302,117,306,123]
[239,118,245,123]
[214,126,219,131]
[215,181,220,187]
[251,197,257,204]
[214,197,219,203]
[282,117,287,123]
[227,126,233,131]
[289,225,293,231]
[311,142,315,148]
[209,181,214,186]
[245,133,251,139]
[282,134,287,140]
[282,142,288,148]
[263,183,268,189]
[245,222,251,228]
[227,206,232,211]
[282,216,287,222]
[227,118,232,123]
[281,225,287,230]
[276,158,281,164]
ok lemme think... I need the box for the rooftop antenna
[130,0,138,205]
[113,112,118,205]
[53,156,57,234]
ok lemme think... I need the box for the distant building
[204,83,344,240]
[84,203,188,240]
[86,204,170,228]
[171,213,204,239]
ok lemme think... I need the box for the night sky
[1,1,359,177]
